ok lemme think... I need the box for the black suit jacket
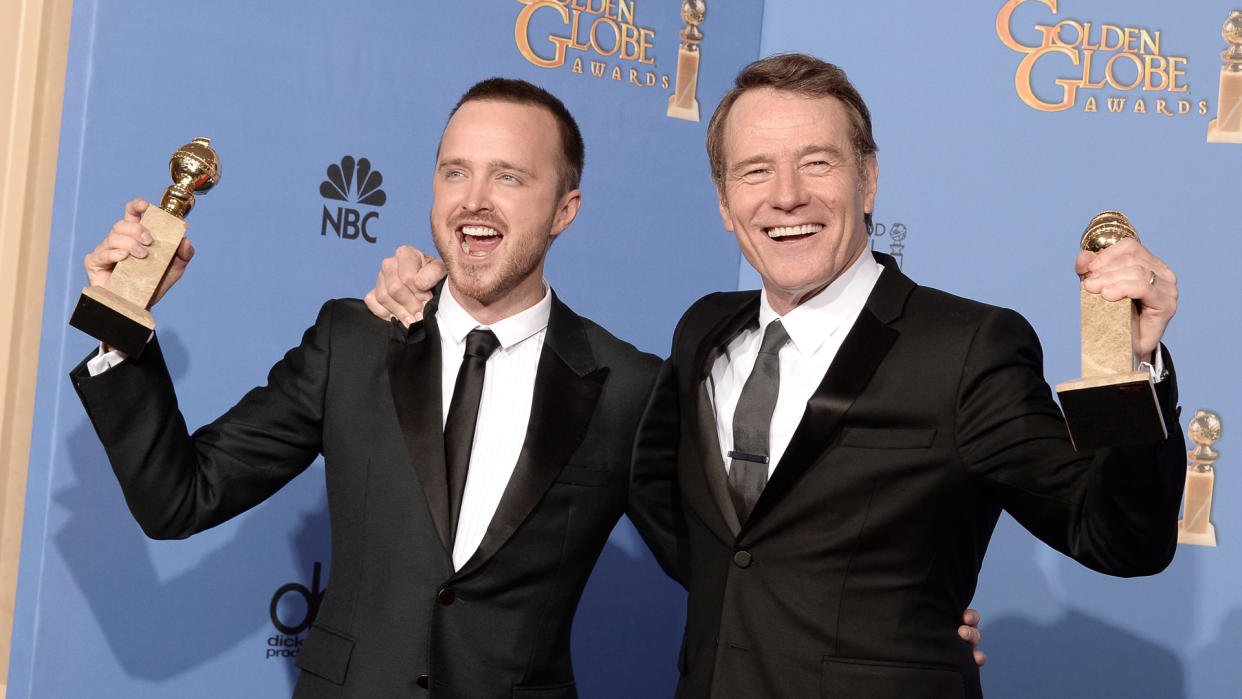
[72,293,679,698]
[642,253,1185,699]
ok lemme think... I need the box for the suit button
[733,550,752,568]
[437,588,455,605]
[417,674,430,688]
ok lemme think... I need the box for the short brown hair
[447,78,585,197]
[706,53,878,197]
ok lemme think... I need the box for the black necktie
[728,319,788,523]
[444,328,501,544]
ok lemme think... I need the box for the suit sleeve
[955,307,1185,576]
[70,302,336,539]
[628,357,690,587]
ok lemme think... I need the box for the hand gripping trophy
[69,138,220,357]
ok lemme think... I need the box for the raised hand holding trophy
[1055,211,1167,450]
[69,138,220,357]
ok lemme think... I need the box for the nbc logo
[320,155,385,243]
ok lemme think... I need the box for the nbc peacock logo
[320,155,386,243]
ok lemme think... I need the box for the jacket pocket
[821,656,964,698]
[837,427,936,449]
[512,680,577,698]
[295,624,355,686]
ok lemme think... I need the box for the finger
[394,246,427,287]
[172,236,195,263]
[1085,239,1170,279]
[962,608,980,628]
[98,229,150,260]
[974,650,987,668]
[1074,249,1096,278]
[414,257,447,292]
[957,625,981,647]
[364,290,398,324]
[381,257,419,308]
[123,198,150,224]
[109,218,153,246]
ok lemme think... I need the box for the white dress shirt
[710,251,883,479]
[436,282,550,570]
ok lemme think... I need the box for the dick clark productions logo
[266,562,325,659]
[320,155,386,243]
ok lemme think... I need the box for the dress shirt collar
[758,249,883,356]
[438,280,552,350]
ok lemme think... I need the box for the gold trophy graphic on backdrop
[1178,410,1221,546]
[667,0,706,121]
[69,138,220,357]
[1055,211,1167,450]
[1207,10,1242,143]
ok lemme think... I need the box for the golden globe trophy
[1178,410,1221,546]
[69,138,220,357]
[1206,11,1242,143]
[1055,211,1167,450]
[667,0,706,122]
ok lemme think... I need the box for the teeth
[462,225,500,237]
[767,224,823,238]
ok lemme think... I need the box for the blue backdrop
[13,1,1240,697]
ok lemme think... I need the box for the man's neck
[446,278,547,326]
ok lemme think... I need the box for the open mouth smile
[764,223,823,241]
[459,225,503,257]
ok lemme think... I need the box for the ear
[716,186,735,232]
[549,188,582,238]
[862,155,879,214]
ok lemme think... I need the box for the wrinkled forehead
[722,89,856,157]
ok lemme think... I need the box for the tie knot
[759,319,789,355]
[464,328,501,360]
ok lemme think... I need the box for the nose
[769,166,808,212]
[461,176,493,213]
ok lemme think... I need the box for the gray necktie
[728,319,789,523]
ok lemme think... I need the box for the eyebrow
[438,157,536,179]
[729,144,850,174]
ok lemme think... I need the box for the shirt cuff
[86,344,129,376]
[1138,349,1167,384]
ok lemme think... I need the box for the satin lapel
[695,382,740,536]
[740,255,912,537]
[686,296,759,539]
[386,311,452,553]
[455,295,607,578]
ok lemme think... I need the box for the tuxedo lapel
[740,254,913,536]
[455,294,607,578]
[386,304,453,554]
[684,294,759,539]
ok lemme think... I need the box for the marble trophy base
[667,47,700,122]
[1056,289,1166,450]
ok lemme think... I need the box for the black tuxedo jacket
[642,253,1185,699]
[72,293,680,698]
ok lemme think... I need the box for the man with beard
[71,78,680,697]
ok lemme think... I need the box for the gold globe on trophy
[69,138,221,356]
